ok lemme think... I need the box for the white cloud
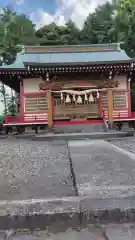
[15,0,24,5]
[31,0,110,29]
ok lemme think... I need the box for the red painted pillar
[19,76,24,121]
[98,91,102,118]
[51,94,54,123]
[127,78,131,118]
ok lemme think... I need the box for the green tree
[0,8,21,65]
[114,0,135,57]
[81,3,116,44]
[0,83,8,115]
[36,21,81,45]
[7,96,17,115]
[9,13,39,45]
[0,7,38,65]
[36,23,66,45]
[61,20,81,45]
[6,88,18,115]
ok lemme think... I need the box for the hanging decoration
[73,94,76,102]
[89,93,94,103]
[46,72,49,82]
[97,91,99,99]
[58,89,99,95]
[84,93,88,101]
[60,92,63,100]
[65,94,71,103]
[77,95,82,104]
[52,89,101,104]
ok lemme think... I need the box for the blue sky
[0,0,108,29]
[0,0,57,16]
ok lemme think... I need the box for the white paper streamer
[97,92,99,99]
[73,95,76,102]
[89,94,94,103]
[65,94,71,103]
[60,92,63,100]
[84,93,87,101]
[77,95,82,104]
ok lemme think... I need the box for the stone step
[30,131,134,141]
[53,123,105,133]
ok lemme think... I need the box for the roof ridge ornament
[131,63,134,68]
[117,42,124,51]
[46,72,50,82]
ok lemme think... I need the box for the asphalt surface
[0,138,75,201]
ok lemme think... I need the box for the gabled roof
[0,43,133,70]
[22,49,131,66]
[23,43,132,66]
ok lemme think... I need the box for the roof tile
[0,44,132,69]
[22,49,131,65]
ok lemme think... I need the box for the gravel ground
[1,224,135,240]
[108,136,135,154]
[0,228,106,240]
[0,138,74,201]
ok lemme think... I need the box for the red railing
[4,116,22,124]
[101,89,130,119]
[4,115,48,125]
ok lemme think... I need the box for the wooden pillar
[47,90,53,129]
[107,88,113,128]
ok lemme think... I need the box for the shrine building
[1,43,135,132]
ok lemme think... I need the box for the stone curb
[0,196,135,230]
[13,131,134,141]
[0,135,8,139]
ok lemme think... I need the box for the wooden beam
[47,90,53,129]
[107,88,113,128]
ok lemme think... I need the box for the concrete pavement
[68,139,135,198]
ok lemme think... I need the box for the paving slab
[0,139,75,201]
[68,140,135,198]
[106,224,135,240]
